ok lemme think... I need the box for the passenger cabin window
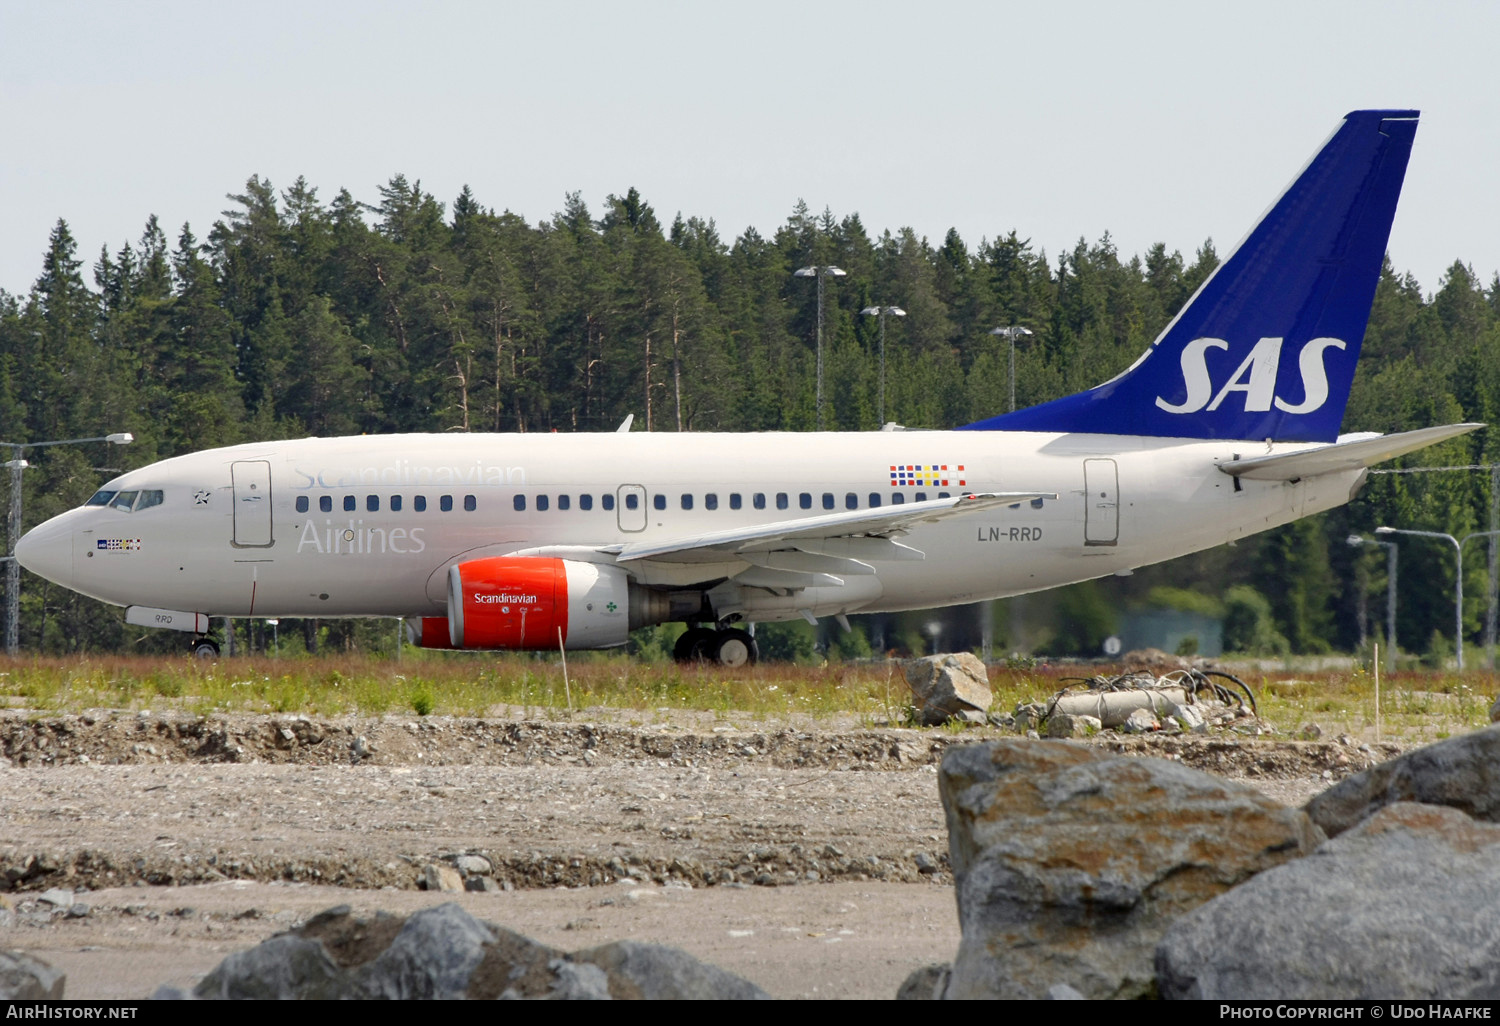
[705,493,718,510]
[681,494,693,510]
[464,495,476,511]
[891,493,905,504]
[868,493,882,507]
[776,493,788,510]
[799,493,812,510]
[414,495,427,512]
[753,493,766,510]
[514,495,527,512]
[533,495,546,512]
[367,495,380,512]
[729,493,741,510]
[344,495,356,512]
[653,494,666,511]
[846,493,858,510]
[391,495,403,512]
[822,493,835,510]
[602,494,614,511]
[558,494,570,510]
[296,496,309,513]
[85,490,116,507]
[580,494,593,511]
[441,495,454,512]
[320,496,332,513]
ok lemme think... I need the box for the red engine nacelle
[439,556,632,651]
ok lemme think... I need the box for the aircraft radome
[15,110,1479,666]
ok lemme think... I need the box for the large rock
[1157,803,1500,999]
[939,739,1323,1000]
[1305,724,1500,837]
[188,902,767,1000]
[904,653,992,726]
[1,950,65,999]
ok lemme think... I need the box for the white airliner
[15,110,1479,665]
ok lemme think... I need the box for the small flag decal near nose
[889,464,965,487]
[98,539,142,551]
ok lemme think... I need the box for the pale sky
[2,0,1496,299]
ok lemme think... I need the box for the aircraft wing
[1216,423,1483,481]
[609,491,1055,564]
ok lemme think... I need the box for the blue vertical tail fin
[961,110,1419,442]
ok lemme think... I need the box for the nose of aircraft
[14,515,74,587]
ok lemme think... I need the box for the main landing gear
[189,637,220,659]
[673,625,758,667]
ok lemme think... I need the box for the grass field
[0,653,1493,741]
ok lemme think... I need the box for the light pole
[1375,526,1500,671]
[859,305,905,425]
[2,432,134,655]
[990,326,1034,412]
[1347,534,1397,674]
[794,265,846,430]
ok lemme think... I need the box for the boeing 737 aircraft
[14,110,1480,665]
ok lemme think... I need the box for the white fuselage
[16,430,1362,630]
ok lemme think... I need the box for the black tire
[713,628,757,668]
[190,639,220,660]
[673,626,719,663]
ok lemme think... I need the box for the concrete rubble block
[1157,803,1500,1000]
[1305,723,1500,838]
[1,950,66,999]
[571,940,770,1000]
[1045,713,1101,739]
[1119,707,1160,734]
[903,653,993,726]
[454,855,492,876]
[422,864,464,893]
[938,739,1323,1000]
[1050,687,1188,728]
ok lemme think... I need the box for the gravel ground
[0,708,1399,999]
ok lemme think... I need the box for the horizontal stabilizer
[1217,423,1483,481]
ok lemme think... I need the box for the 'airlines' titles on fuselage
[1156,336,1345,414]
[296,520,427,555]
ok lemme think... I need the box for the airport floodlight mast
[1374,526,1500,671]
[794,265,846,430]
[859,305,906,425]
[3,433,133,655]
[990,326,1034,413]
[1347,534,1398,674]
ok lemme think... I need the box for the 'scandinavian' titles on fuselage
[15,110,1480,666]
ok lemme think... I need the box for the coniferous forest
[3,175,1499,662]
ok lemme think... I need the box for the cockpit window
[95,489,163,513]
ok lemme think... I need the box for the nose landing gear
[672,624,758,667]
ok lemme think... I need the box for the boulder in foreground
[1158,802,1500,999]
[939,739,1322,1000]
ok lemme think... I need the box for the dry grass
[0,654,1492,742]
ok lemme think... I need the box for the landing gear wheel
[190,638,220,660]
[713,628,757,668]
[673,627,719,663]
